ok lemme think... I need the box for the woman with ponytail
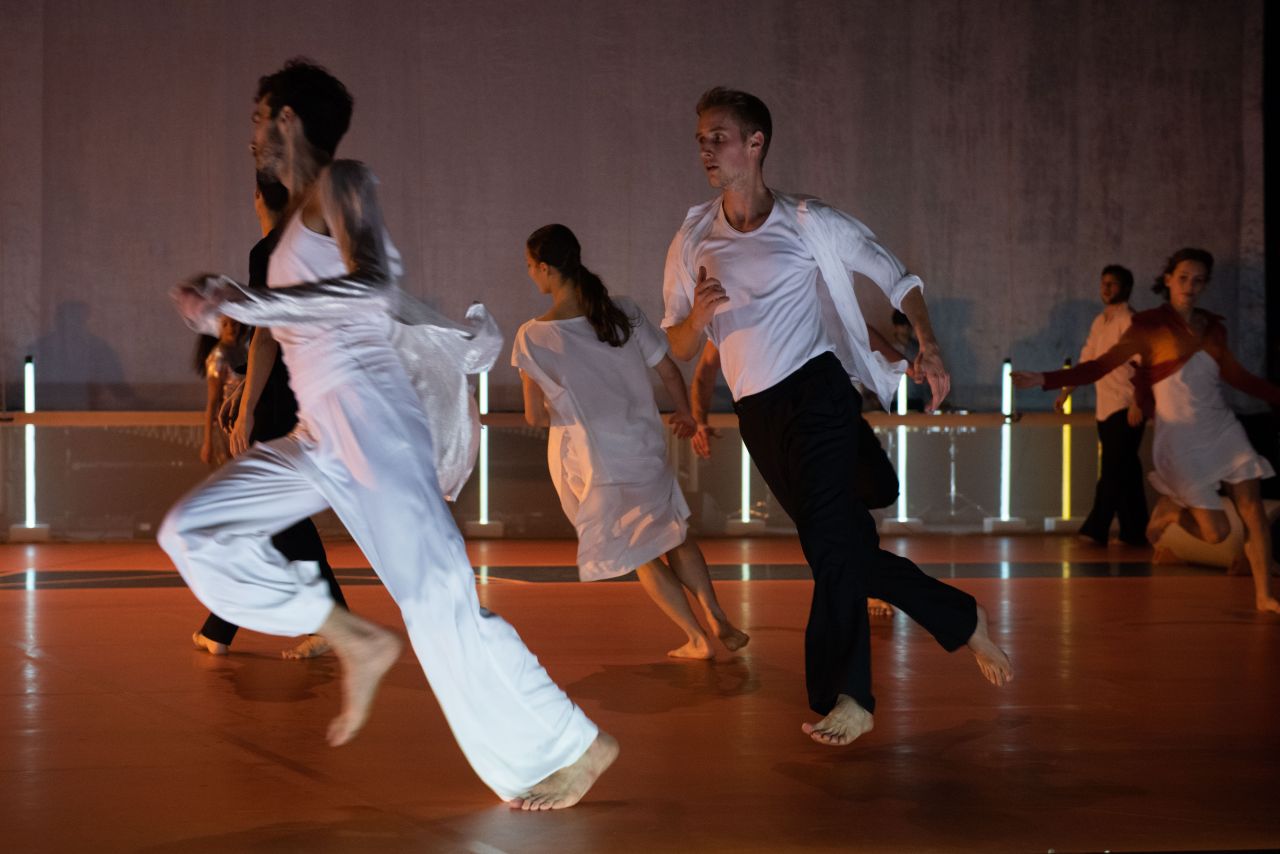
[513,224,749,658]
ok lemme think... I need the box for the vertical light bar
[896,372,908,523]
[1000,358,1012,521]
[740,562,750,582]
[1060,357,1072,520]
[477,371,490,525]
[740,441,751,524]
[24,356,36,528]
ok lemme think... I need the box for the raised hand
[1011,370,1044,389]
[689,266,728,332]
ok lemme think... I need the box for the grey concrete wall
[0,0,1265,412]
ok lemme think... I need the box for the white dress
[1149,350,1275,509]
[162,168,597,801]
[512,298,690,580]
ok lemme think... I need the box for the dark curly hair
[256,58,353,160]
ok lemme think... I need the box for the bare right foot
[1256,596,1280,614]
[509,732,620,811]
[192,631,229,656]
[320,611,403,747]
[967,605,1014,687]
[867,598,894,618]
[668,637,714,660]
[704,613,750,652]
[801,694,874,746]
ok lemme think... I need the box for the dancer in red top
[1015,248,1280,612]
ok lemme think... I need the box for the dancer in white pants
[163,59,616,809]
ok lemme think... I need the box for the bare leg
[967,604,1014,687]
[801,694,874,746]
[316,606,403,746]
[509,731,620,811]
[635,560,714,659]
[665,537,750,651]
[1224,480,1280,613]
[1146,495,1191,544]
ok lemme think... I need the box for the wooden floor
[2,536,1278,853]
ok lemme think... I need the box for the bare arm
[653,355,696,439]
[1208,326,1280,406]
[520,370,550,427]
[201,371,221,464]
[227,327,278,456]
[897,287,949,411]
[690,341,722,458]
[665,266,727,361]
[1013,328,1144,390]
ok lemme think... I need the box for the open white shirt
[1079,306,1136,420]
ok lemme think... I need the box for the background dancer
[164,59,614,809]
[1015,248,1280,612]
[195,317,247,469]
[1053,265,1149,546]
[192,173,348,659]
[661,87,1012,747]
[513,224,748,660]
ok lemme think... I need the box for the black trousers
[199,347,345,646]
[734,352,977,715]
[1078,409,1149,545]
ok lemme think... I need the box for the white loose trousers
[160,331,597,800]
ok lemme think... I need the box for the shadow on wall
[1010,297,1099,412]
[27,301,137,410]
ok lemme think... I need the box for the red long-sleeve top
[1041,303,1280,412]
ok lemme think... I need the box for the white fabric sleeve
[825,206,923,310]
[660,230,695,329]
[630,303,670,367]
[510,323,560,397]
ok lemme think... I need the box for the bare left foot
[667,637,714,660]
[320,610,403,747]
[801,694,874,746]
[509,731,620,811]
[705,613,750,651]
[1256,596,1280,614]
[967,605,1014,687]
[282,634,332,659]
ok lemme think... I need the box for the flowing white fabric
[163,160,596,799]
[1149,350,1275,509]
[512,298,689,580]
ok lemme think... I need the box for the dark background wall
[0,0,1266,412]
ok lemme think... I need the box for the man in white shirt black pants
[662,88,1013,746]
[1055,265,1149,546]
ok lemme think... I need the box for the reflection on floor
[1,535,1278,852]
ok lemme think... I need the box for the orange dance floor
[1,536,1278,852]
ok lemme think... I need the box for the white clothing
[663,192,917,407]
[512,298,689,580]
[683,203,833,399]
[1148,350,1275,509]
[1079,307,1136,420]
[163,200,596,800]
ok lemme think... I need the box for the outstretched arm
[1014,327,1144,390]
[1208,326,1280,406]
[179,161,401,328]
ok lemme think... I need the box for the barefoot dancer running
[513,224,749,660]
[662,87,1012,747]
[163,59,615,809]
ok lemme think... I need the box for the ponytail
[527,223,633,347]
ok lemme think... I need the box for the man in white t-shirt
[661,87,1013,747]
[1055,265,1149,546]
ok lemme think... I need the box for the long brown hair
[527,224,632,347]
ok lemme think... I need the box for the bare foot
[1256,596,1280,614]
[801,694,874,746]
[1151,546,1180,565]
[705,613,750,651]
[321,611,403,747]
[668,637,714,660]
[282,634,332,660]
[509,731,620,811]
[867,598,894,618]
[192,631,229,656]
[967,605,1014,687]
